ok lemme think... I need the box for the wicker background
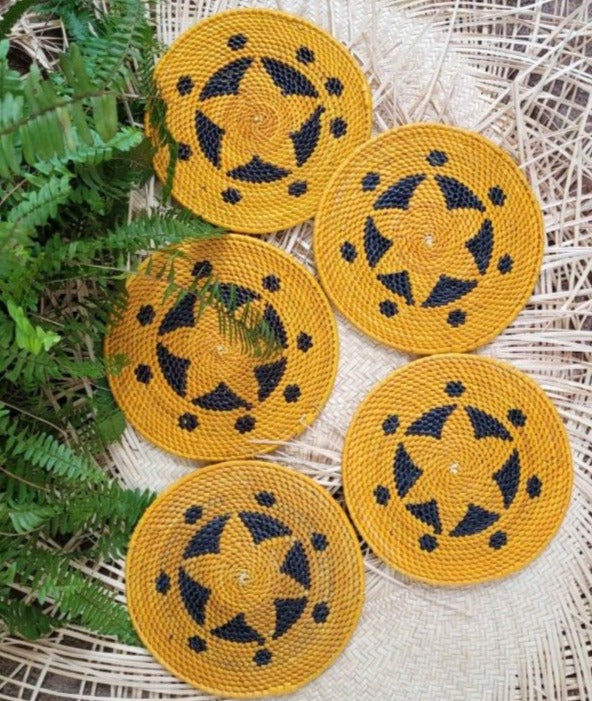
[1,0,591,699]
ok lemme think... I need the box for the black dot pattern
[325,77,343,96]
[498,254,513,274]
[445,381,465,397]
[340,241,357,262]
[311,532,328,551]
[507,408,526,427]
[262,275,281,292]
[178,143,192,161]
[176,75,193,96]
[178,413,198,431]
[134,364,152,384]
[330,117,347,138]
[489,186,506,206]
[296,46,315,63]
[228,34,247,50]
[192,260,213,278]
[137,305,155,326]
[312,602,329,623]
[288,181,308,197]
[184,505,203,524]
[222,188,241,204]
[253,649,272,666]
[297,332,313,352]
[419,534,438,552]
[447,309,467,327]
[379,300,397,317]
[255,491,276,507]
[382,415,399,435]
[426,150,448,166]
[284,385,301,403]
[374,485,390,505]
[489,531,507,549]
[155,571,170,594]
[527,475,542,498]
[235,415,256,433]
[361,172,380,191]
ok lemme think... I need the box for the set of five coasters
[105,9,573,698]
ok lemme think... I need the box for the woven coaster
[126,460,364,698]
[148,9,372,233]
[315,124,544,354]
[343,355,572,586]
[104,235,338,461]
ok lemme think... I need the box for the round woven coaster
[104,235,338,461]
[149,9,372,233]
[126,460,364,698]
[343,355,572,586]
[315,124,544,354]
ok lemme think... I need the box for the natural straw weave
[343,354,572,586]
[105,235,338,461]
[148,9,372,233]
[315,124,544,354]
[126,460,364,698]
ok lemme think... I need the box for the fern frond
[0,597,58,640]
[0,407,108,485]
[4,174,72,240]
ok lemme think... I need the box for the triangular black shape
[291,106,324,167]
[466,219,494,275]
[254,357,287,401]
[260,303,288,349]
[156,342,190,398]
[393,443,423,498]
[158,293,197,336]
[183,515,230,558]
[406,499,442,534]
[435,175,485,212]
[377,271,414,305]
[493,449,521,509]
[192,382,252,411]
[272,597,308,639]
[227,155,290,183]
[421,275,477,308]
[195,110,224,168]
[280,541,310,589]
[261,57,318,97]
[200,57,253,100]
[406,405,455,439]
[373,174,426,210]
[364,216,392,268]
[211,613,265,645]
[239,511,292,545]
[449,503,499,537]
[217,283,259,312]
[178,567,210,625]
[465,406,512,441]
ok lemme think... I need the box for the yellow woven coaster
[149,9,372,233]
[126,460,364,698]
[343,355,572,586]
[104,235,338,461]
[315,124,544,354]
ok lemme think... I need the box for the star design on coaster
[373,381,536,555]
[184,53,339,204]
[161,501,330,667]
[356,163,514,329]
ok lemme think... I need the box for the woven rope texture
[126,460,364,697]
[343,354,573,586]
[315,124,544,354]
[149,8,372,233]
[105,235,338,460]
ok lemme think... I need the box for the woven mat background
[1,0,591,699]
